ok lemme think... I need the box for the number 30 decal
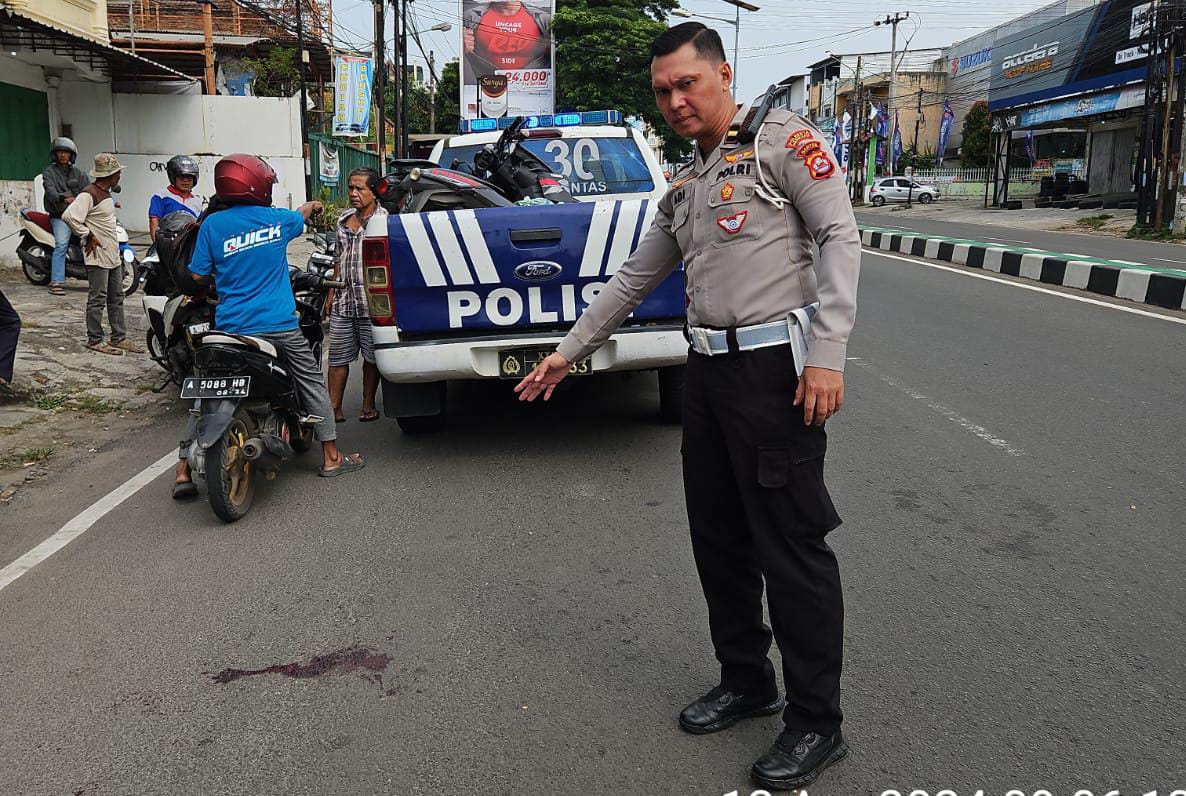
[542,138,601,181]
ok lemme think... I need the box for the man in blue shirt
[173,153,363,499]
[148,155,205,242]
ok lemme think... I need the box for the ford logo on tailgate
[514,261,563,282]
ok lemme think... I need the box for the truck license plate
[180,376,251,399]
[498,348,591,379]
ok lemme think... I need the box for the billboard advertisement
[332,55,375,137]
[989,0,1151,112]
[460,0,555,120]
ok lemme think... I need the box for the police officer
[515,22,860,791]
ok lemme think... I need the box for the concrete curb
[859,226,1186,311]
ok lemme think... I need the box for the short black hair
[348,167,379,193]
[650,21,726,64]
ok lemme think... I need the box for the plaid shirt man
[331,206,388,318]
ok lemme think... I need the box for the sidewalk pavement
[858,223,1186,311]
[857,196,1140,237]
[0,235,318,505]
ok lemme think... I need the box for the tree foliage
[434,60,461,135]
[960,100,991,167]
[242,47,300,97]
[553,0,690,162]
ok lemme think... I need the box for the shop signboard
[990,0,1151,113]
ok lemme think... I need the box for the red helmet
[214,153,277,206]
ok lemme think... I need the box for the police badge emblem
[720,182,735,201]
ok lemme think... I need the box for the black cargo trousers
[681,342,845,735]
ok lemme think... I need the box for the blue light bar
[458,110,623,133]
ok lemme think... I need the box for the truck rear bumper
[373,325,687,382]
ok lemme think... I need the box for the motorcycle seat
[21,209,53,233]
[197,332,279,359]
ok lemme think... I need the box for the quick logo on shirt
[223,224,283,256]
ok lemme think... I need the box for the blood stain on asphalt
[210,644,393,693]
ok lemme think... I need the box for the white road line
[1152,257,1186,264]
[847,359,1026,457]
[863,248,1186,327]
[982,236,1028,244]
[0,451,176,593]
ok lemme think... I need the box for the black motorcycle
[374,115,576,214]
[181,265,343,522]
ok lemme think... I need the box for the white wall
[110,94,306,231]
[58,76,117,160]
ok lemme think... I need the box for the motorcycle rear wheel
[207,411,256,523]
[121,261,139,297]
[20,243,51,285]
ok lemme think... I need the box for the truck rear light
[363,237,396,326]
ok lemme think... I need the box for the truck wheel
[658,365,685,424]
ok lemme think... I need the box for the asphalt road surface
[855,210,1186,270]
[2,248,1185,796]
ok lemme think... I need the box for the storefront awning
[0,9,193,81]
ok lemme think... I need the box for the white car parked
[869,177,940,206]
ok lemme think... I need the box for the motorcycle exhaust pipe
[241,434,294,468]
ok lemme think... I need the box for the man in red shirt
[463,0,551,71]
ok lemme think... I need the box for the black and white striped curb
[859,226,1186,311]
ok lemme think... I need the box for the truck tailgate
[385,199,684,336]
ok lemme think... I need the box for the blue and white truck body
[362,123,687,429]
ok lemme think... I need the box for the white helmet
[50,137,78,163]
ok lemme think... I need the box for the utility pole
[851,55,863,204]
[401,0,410,157]
[374,0,386,160]
[129,0,137,53]
[907,86,922,207]
[199,0,216,94]
[390,0,402,161]
[428,49,436,134]
[296,0,311,199]
[1138,0,1162,226]
[876,11,909,178]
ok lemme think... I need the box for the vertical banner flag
[461,0,555,120]
[332,55,375,137]
[1024,129,1036,163]
[318,142,340,185]
[841,111,852,174]
[891,109,902,174]
[935,100,954,167]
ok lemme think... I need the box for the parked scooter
[181,264,343,522]
[16,207,139,296]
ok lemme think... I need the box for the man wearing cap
[62,154,142,356]
[515,22,859,791]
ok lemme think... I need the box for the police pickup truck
[362,111,687,432]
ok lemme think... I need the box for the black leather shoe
[751,729,849,790]
[678,686,785,735]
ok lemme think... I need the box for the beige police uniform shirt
[557,106,861,372]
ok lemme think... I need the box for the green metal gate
[308,133,382,206]
[0,82,51,181]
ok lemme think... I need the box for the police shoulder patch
[785,129,814,150]
[803,152,835,180]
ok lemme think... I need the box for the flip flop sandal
[319,452,365,477]
[359,410,380,422]
[172,480,199,500]
[86,342,124,355]
[49,284,65,296]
